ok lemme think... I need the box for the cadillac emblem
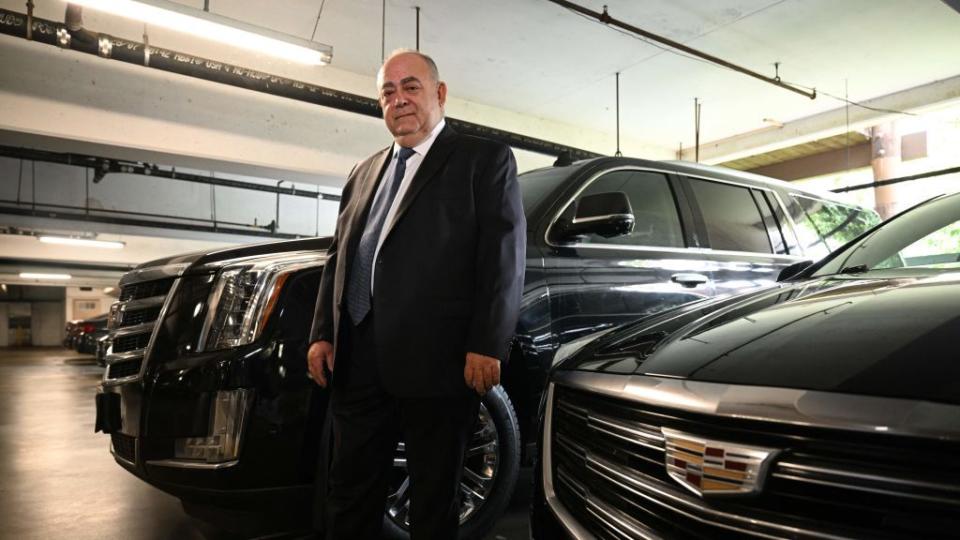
[661,428,779,497]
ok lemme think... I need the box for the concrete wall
[65,287,114,322]
[0,302,66,346]
[31,301,64,346]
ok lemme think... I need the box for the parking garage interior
[2,1,960,539]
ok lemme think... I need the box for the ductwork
[0,7,602,162]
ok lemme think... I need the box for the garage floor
[0,348,531,539]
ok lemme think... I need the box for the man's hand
[307,340,335,387]
[464,352,500,395]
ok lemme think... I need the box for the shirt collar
[392,118,445,160]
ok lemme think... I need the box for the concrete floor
[0,347,531,540]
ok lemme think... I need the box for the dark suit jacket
[309,124,526,397]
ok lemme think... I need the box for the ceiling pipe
[0,145,341,202]
[0,7,601,162]
[546,0,817,100]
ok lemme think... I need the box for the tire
[382,385,521,540]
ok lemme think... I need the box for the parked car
[95,156,878,538]
[533,191,960,539]
[76,315,109,355]
[63,319,81,349]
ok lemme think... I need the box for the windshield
[815,194,960,276]
[518,167,572,214]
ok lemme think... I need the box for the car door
[541,166,715,347]
[679,175,803,296]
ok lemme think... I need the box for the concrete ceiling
[4,0,960,163]
[216,0,960,153]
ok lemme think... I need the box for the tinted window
[753,190,788,255]
[688,178,772,254]
[816,194,960,276]
[791,195,881,259]
[553,170,683,247]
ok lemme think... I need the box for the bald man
[307,49,525,539]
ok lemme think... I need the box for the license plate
[95,392,122,434]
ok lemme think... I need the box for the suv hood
[565,274,960,405]
[135,237,331,271]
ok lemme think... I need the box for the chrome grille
[107,359,142,379]
[549,383,960,539]
[120,306,162,327]
[104,268,181,383]
[119,278,174,301]
[112,333,151,354]
[111,433,136,463]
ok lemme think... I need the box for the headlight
[198,252,323,351]
[174,389,252,463]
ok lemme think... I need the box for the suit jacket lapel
[383,124,458,238]
[345,146,391,256]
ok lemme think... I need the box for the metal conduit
[0,8,601,162]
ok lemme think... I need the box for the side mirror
[558,192,635,240]
[777,260,813,282]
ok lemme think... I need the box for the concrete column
[871,123,902,219]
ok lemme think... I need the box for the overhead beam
[683,74,960,164]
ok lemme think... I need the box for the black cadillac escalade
[95,156,879,538]
[533,191,960,539]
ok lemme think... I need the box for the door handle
[671,273,709,288]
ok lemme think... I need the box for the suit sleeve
[466,144,526,362]
[308,167,357,343]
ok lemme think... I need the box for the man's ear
[437,81,447,108]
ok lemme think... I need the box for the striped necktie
[345,146,416,325]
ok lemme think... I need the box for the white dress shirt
[369,118,446,292]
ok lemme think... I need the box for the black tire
[381,385,521,540]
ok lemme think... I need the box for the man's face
[377,53,446,147]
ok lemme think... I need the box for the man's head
[377,49,446,148]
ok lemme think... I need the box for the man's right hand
[307,340,335,387]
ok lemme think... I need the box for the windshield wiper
[838,264,869,275]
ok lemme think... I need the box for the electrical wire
[558,3,919,117]
[310,0,326,41]
[781,80,917,116]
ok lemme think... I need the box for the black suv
[96,156,878,538]
[533,191,960,539]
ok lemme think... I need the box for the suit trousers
[324,313,480,540]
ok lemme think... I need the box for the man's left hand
[464,352,500,395]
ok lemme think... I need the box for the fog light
[175,389,252,463]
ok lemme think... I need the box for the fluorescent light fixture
[39,236,125,249]
[70,0,333,65]
[20,272,72,280]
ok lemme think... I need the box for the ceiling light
[69,0,333,65]
[39,236,125,249]
[20,273,72,280]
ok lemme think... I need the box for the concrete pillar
[871,123,903,219]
